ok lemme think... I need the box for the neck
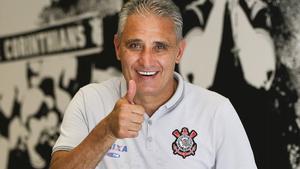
[135,79,178,117]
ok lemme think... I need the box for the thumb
[125,80,136,104]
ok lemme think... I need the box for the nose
[138,48,154,66]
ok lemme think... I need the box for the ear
[114,34,121,60]
[175,39,186,64]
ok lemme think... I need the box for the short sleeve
[52,89,89,153]
[214,99,257,169]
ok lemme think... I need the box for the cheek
[120,52,138,68]
[160,57,177,70]
[121,58,132,69]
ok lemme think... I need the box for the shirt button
[147,137,152,142]
[148,120,152,125]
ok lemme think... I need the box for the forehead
[121,14,177,43]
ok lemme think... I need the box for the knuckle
[115,99,129,108]
[134,116,143,124]
[119,130,127,138]
[120,104,131,113]
[137,124,142,130]
[138,105,145,112]
[129,132,138,138]
[132,132,139,137]
[139,116,144,122]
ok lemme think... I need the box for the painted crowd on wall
[0,0,299,169]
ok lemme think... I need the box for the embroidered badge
[172,127,198,158]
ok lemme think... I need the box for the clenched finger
[130,112,144,124]
[130,105,145,115]
[128,122,142,132]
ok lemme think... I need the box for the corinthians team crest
[172,127,198,158]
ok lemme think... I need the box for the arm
[50,81,144,169]
[50,116,116,169]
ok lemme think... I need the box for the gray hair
[117,0,183,41]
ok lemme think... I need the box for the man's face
[114,14,185,98]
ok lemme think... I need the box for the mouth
[137,71,158,76]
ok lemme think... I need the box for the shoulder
[184,82,240,128]
[77,77,122,104]
[80,77,120,95]
[174,72,229,109]
[184,81,228,106]
[182,81,235,119]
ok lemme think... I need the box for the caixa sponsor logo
[106,152,121,158]
[106,143,128,158]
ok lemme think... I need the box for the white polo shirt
[53,72,257,169]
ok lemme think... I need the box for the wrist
[103,116,117,140]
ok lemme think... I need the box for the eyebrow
[125,39,173,47]
[154,41,174,49]
[125,39,143,45]
[154,41,169,45]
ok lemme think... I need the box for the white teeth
[138,71,157,76]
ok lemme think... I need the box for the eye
[127,42,142,50]
[154,43,168,52]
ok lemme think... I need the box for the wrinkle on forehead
[121,14,178,45]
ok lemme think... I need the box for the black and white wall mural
[0,0,299,169]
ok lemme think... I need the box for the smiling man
[50,0,257,169]
[114,12,184,115]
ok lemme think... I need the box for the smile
[137,71,158,76]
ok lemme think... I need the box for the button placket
[146,119,153,150]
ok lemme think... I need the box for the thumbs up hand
[125,80,136,104]
[106,80,145,138]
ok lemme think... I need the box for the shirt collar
[120,72,184,111]
[164,72,184,110]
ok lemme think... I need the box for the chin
[137,86,159,95]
